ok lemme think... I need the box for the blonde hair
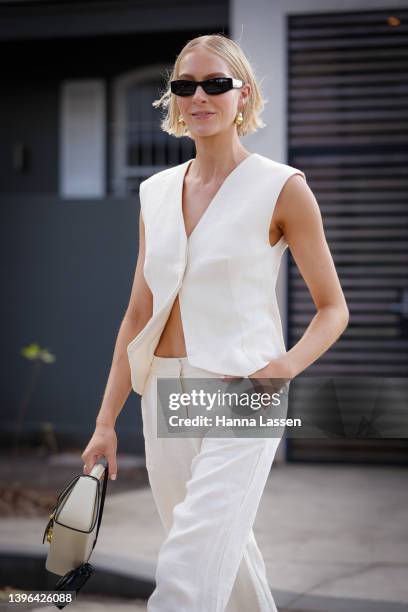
[152,33,266,138]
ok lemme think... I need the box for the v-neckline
[179,153,256,242]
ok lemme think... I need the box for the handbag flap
[56,476,99,532]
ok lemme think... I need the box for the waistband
[150,354,192,375]
[149,354,220,377]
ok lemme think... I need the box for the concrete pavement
[1,462,407,611]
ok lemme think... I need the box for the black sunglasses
[170,77,243,97]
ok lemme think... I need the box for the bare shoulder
[273,173,322,235]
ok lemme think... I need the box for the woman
[82,34,349,611]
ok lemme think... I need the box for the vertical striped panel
[287,8,408,462]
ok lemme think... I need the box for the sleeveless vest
[127,153,306,396]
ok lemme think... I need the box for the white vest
[127,153,306,396]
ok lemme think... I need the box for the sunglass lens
[172,81,195,96]
[204,79,230,94]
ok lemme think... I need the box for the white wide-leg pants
[141,355,282,612]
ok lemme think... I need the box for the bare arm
[252,174,349,380]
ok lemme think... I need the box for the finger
[106,454,117,480]
[83,454,99,475]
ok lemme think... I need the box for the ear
[239,82,251,107]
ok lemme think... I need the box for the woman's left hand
[221,358,292,394]
[249,357,292,380]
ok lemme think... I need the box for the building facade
[1,0,407,462]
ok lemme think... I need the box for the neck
[190,133,251,184]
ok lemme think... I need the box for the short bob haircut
[152,33,267,139]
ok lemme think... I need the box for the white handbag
[42,460,109,606]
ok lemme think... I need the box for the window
[112,65,195,196]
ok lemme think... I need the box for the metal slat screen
[286,8,408,463]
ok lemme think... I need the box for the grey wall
[0,193,143,453]
[0,81,59,195]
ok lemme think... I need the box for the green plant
[11,343,56,458]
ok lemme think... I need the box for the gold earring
[235,111,244,126]
[178,115,186,125]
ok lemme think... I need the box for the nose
[191,85,208,101]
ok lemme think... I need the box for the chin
[191,127,220,138]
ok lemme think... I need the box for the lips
[192,112,215,116]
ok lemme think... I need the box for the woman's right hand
[81,423,118,480]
